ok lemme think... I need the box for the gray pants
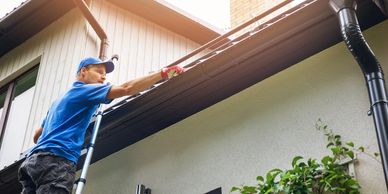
[18,152,76,194]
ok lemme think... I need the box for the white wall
[0,0,200,168]
[83,20,388,194]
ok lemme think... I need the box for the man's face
[79,64,107,84]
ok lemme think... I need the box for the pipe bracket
[369,100,388,116]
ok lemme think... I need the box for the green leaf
[268,168,283,181]
[335,140,342,146]
[326,142,334,148]
[346,151,355,159]
[331,147,342,155]
[264,188,274,194]
[266,172,274,183]
[346,141,355,147]
[256,176,264,182]
[292,156,303,167]
[358,146,365,152]
[281,172,290,180]
[242,186,257,193]
[298,162,307,167]
[350,184,360,189]
[269,168,282,174]
[231,187,240,192]
[322,155,332,165]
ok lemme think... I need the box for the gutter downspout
[73,0,109,60]
[72,1,111,193]
[330,0,388,190]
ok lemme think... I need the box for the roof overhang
[0,0,386,193]
[373,0,388,15]
[106,0,223,41]
[81,0,386,167]
[0,0,74,57]
[0,0,221,57]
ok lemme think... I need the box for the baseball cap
[77,57,115,74]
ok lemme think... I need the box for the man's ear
[80,67,88,77]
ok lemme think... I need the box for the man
[18,57,184,194]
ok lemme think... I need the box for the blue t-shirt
[29,81,112,163]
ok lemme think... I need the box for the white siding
[83,20,388,194]
[0,0,200,167]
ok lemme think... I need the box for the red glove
[161,65,185,79]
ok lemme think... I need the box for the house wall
[0,0,200,169]
[231,0,282,28]
[83,20,388,193]
[230,0,300,28]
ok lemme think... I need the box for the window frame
[0,65,39,148]
[0,82,15,147]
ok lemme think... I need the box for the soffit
[0,0,221,57]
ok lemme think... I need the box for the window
[0,66,39,169]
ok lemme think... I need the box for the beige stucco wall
[83,20,388,194]
[0,0,200,169]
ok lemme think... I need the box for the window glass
[13,66,38,98]
[0,87,6,119]
[0,66,38,169]
[0,86,35,168]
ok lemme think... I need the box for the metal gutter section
[330,0,388,189]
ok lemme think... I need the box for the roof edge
[106,0,222,45]
[0,0,221,57]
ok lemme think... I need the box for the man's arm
[33,127,43,144]
[107,66,184,100]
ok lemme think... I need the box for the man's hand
[161,66,185,79]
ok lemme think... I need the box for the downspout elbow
[330,0,382,75]
[330,0,388,190]
[73,0,109,60]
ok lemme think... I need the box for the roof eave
[0,0,221,57]
[0,0,74,57]
[106,0,222,44]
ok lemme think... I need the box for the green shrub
[231,119,379,194]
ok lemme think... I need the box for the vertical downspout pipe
[73,0,109,60]
[330,0,388,190]
[72,1,111,193]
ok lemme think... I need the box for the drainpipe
[73,0,109,60]
[72,1,110,193]
[330,0,388,189]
